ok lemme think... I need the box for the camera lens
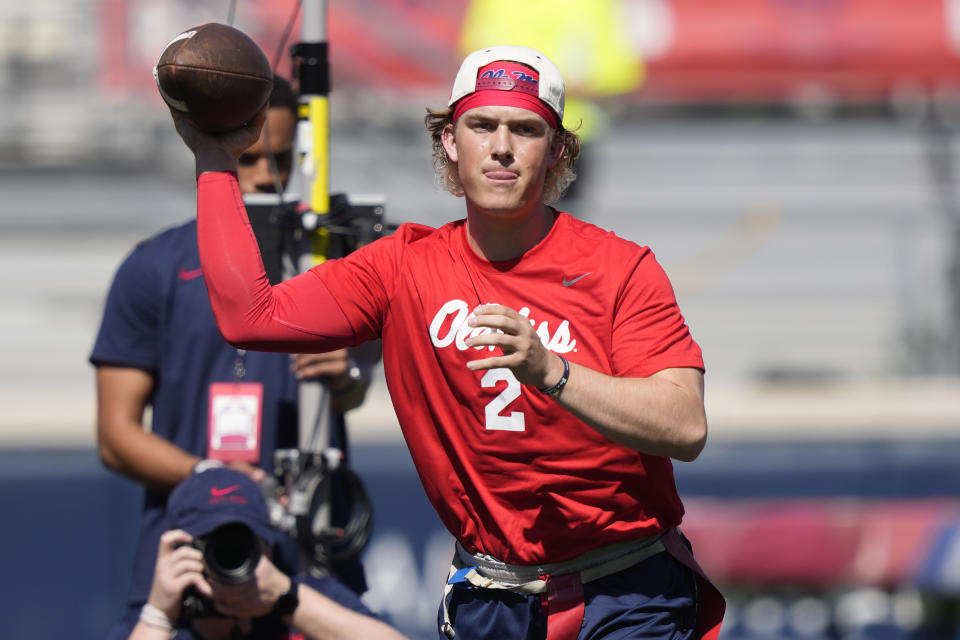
[202,522,262,584]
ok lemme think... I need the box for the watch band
[192,459,224,474]
[273,578,300,618]
[537,356,570,396]
[330,357,364,396]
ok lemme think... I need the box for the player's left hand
[211,553,290,619]
[464,304,565,389]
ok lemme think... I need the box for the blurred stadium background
[3,0,960,638]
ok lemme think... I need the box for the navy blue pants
[438,551,697,640]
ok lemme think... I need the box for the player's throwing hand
[169,104,267,177]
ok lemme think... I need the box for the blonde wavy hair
[424,106,580,206]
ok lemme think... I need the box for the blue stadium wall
[5,439,960,640]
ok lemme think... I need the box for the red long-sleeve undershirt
[196,171,356,353]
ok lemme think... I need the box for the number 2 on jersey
[481,368,525,431]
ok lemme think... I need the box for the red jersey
[197,173,703,565]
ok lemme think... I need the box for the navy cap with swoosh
[166,467,275,543]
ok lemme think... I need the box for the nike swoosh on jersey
[562,272,592,287]
[178,267,203,280]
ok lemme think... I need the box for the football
[154,23,273,133]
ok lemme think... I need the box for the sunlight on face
[443,105,560,216]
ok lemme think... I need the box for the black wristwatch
[273,578,300,618]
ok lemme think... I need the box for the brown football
[154,23,273,133]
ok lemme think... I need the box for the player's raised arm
[170,109,355,353]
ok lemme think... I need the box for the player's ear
[441,122,459,163]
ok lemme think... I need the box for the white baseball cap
[448,45,565,128]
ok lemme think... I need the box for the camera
[264,448,373,575]
[241,193,386,576]
[180,522,263,619]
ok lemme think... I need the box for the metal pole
[294,0,334,566]
[294,0,333,454]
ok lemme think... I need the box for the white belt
[440,533,666,638]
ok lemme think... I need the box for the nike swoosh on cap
[562,272,591,287]
[210,485,241,497]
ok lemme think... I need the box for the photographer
[91,74,375,637]
[129,468,406,640]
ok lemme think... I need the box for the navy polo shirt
[90,220,363,619]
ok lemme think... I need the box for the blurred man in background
[128,468,406,640]
[90,76,374,638]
